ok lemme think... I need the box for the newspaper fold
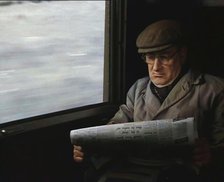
[70,117,198,151]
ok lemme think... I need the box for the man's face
[145,47,186,87]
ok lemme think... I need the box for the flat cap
[136,20,184,53]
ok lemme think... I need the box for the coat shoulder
[128,77,150,96]
[203,74,224,91]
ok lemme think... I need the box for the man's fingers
[74,149,84,157]
[73,145,84,162]
[74,145,82,151]
[73,156,84,163]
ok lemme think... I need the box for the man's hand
[73,145,84,163]
[192,138,212,167]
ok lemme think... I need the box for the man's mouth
[152,73,163,77]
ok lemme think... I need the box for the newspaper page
[70,117,197,151]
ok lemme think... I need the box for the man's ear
[179,47,188,64]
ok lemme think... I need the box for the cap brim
[138,44,174,53]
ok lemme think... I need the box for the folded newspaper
[70,117,198,151]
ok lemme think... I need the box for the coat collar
[153,70,203,118]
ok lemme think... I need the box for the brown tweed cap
[136,19,184,53]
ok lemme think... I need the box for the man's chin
[152,79,165,85]
[151,80,169,87]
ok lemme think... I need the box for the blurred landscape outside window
[0,0,106,124]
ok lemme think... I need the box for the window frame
[0,0,127,138]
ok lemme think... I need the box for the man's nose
[152,59,162,71]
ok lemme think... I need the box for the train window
[0,0,107,124]
[0,0,126,136]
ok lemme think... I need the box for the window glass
[0,0,106,124]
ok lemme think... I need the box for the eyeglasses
[142,49,180,65]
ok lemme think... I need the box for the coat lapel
[154,71,201,118]
[144,81,161,119]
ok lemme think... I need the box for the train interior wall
[0,116,113,182]
[0,0,224,181]
[125,0,224,91]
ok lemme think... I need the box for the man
[73,20,224,181]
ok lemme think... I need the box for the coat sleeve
[108,77,149,124]
[209,90,224,180]
[212,89,224,148]
[108,85,136,124]
[206,77,224,173]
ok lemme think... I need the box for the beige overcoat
[110,70,224,148]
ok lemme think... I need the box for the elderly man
[73,20,224,182]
